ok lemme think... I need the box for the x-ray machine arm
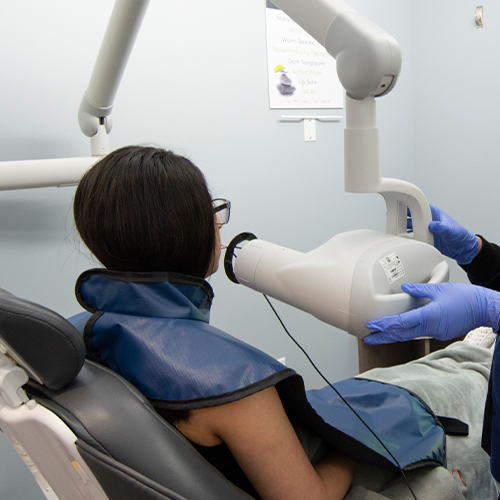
[0,0,448,337]
[1,0,430,239]
[271,0,432,243]
[227,0,449,337]
[78,0,150,152]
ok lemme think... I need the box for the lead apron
[75,268,446,471]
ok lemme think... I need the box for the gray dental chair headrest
[0,288,253,499]
[0,288,86,390]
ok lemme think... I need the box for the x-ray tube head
[225,231,449,338]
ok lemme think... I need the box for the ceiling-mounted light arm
[0,0,151,191]
[78,0,150,147]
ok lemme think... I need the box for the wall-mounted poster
[266,1,344,109]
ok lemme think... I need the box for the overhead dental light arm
[0,0,150,190]
[78,0,150,155]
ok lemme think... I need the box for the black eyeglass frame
[212,198,231,225]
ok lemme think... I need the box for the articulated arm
[273,0,431,244]
[271,0,401,99]
[227,1,444,337]
[0,0,151,191]
[78,0,150,143]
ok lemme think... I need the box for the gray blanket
[344,342,498,500]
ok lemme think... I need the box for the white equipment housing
[0,350,108,500]
[233,231,448,338]
[226,0,450,336]
[0,0,448,335]
[228,89,450,337]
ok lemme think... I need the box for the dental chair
[0,288,252,500]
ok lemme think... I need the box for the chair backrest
[0,289,252,500]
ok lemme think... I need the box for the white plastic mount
[272,1,427,241]
[344,95,433,245]
[0,351,108,500]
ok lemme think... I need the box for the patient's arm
[182,386,355,500]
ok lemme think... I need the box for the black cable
[263,294,418,500]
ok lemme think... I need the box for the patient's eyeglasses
[212,198,231,226]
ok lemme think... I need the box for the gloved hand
[364,282,500,345]
[429,204,478,265]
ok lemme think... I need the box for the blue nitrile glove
[364,282,500,345]
[429,204,478,265]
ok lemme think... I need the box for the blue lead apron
[73,268,446,471]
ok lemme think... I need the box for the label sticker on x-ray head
[379,253,405,284]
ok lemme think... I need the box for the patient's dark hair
[74,146,215,278]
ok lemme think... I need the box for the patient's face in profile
[207,217,222,277]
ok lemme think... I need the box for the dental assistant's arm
[365,205,500,345]
[364,281,500,344]
[428,204,480,265]
[430,203,500,291]
[462,236,500,292]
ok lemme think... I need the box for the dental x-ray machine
[0,3,450,499]
[224,0,449,338]
[0,0,448,338]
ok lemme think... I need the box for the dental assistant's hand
[364,282,500,345]
[429,204,479,265]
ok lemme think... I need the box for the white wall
[412,1,500,281]
[0,1,414,497]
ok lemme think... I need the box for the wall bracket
[280,115,343,141]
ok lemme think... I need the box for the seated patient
[73,145,355,500]
[71,146,445,500]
